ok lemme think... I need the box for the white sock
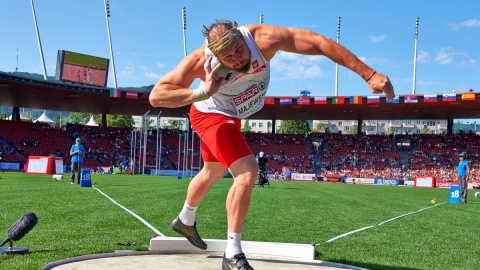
[225,231,242,258]
[178,202,198,226]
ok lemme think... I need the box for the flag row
[110,89,150,99]
[264,93,476,105]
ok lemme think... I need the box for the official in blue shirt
[70,137,85,184]
[457,152,470,203]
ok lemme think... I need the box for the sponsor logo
[233,85,259,106]
[259,82,266,91]
[375,179,398,185]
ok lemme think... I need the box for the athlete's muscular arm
[149,44,224,108]
[247,24,395,99]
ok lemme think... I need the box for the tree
[107,114,134,128]
[162,120,182,129]
[0,107,7,120]
[312,122,327,133]
[347,127,358,135]
[241,119,252,133]
[389,127,395,136]
[277,120,311,134]
[421,125,430,134]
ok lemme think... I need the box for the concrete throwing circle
[44,252,367,270]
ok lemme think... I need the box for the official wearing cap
[69,137,85,184]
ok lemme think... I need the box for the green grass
[0,173,479,270]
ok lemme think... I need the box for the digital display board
[55,50,109,87]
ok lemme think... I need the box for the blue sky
[1,0,479,98]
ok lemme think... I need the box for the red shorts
[190,104,252,168]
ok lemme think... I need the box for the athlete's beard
[238,62,250,73]
[234,56,251,74]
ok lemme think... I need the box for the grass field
[0,172,478,270]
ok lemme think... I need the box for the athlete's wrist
[192,88,210,102]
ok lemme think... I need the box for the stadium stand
[0,119,478,186]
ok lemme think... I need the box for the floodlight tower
[104,0,118,90]
[334,17,341,97]
[30,0,47,80]
[182,7,187,57]
[412,17,420,95]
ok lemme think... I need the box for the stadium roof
[1,71,479,120]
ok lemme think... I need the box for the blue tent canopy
[300,90,311,96]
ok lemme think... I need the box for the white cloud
[156,63,166,68]
[435,49,453,65]
[276,51,301,60]
[460,58,477,65]
[417,80,438,86]
[271,52,325,79]
[144,71,159,79]
[453,19,480,30]
[369,35,385,43]
[118,64,134,78]
[358,56,386,65]
[141,66,159,79]
[434,48,475,65]
[416,50,429,64]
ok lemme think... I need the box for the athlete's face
[215,36,251,73]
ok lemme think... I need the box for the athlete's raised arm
[248,24,395,99]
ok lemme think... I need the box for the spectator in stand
[457,152,470,203]
[0,149,4,173]
[69,137,85,184]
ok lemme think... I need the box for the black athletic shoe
[170,217,207,250]
[222,253,254,270]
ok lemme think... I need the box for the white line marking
[326,226,374,243]
[325,202,446,243]
[93,186,165,237]
[377,212,415,226]
[416,202,446,212]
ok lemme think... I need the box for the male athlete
[150,19,394,270]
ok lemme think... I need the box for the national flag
[367,96,380,104]
[404,94,418,103]
[125,90,138,99]
[279,96,292,105]
[141,92,150,99]
[349,96,362,104]
[264,96,275,104]
[386,96,400,104]
[314,96,327,104]
[297,96,310,105]
[331,96,344,104]
[461,92,475,101]
[442,93,456,102]
[423,94,437,103]
[110,88,121,98]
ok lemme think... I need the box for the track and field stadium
[1,70,480,270]
[0,0,480,270]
